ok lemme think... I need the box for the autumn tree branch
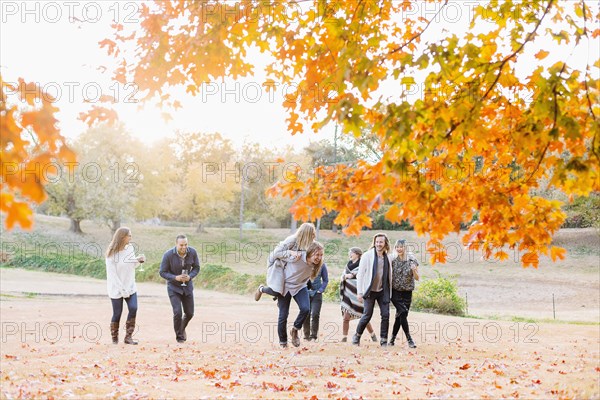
[444,0,555,141]
[523,61,567,187]
[580,0,600,164]
[481,0,555,102]
[383,0,449,60]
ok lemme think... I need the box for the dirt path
[0,268,598,399]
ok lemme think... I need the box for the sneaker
[380,340,388,347]
[280,342,288,348]
[389,335,396,346]
[290,328,300,347]
[177,339,186,343]
[254,285,263,301]
[371,333,378,342]
[341,337,347,342]
[352,333,361,346]
[407,339,417,348]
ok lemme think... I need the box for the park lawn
[1,214,598,322]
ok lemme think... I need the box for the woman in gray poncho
[254,222,316,300]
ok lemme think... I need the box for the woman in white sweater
[106,227,145,345]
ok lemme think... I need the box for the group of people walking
[352,234,419,348]
[254,223,419,349]
[105,224,419,349]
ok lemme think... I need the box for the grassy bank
[2,214,599,321]
[0,228,464,315]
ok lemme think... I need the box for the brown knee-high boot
[124,318,138,345]
[110,322,119,344]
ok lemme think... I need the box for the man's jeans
[277,287,310,344]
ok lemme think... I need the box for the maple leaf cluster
[1,77,76,230]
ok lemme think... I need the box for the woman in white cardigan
[106,227,145,345]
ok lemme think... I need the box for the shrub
[3,251,106,280]
[412,271,465,316]
[0,242,266,293]
[322,278,341,302]
[197,264,264,295]
[562,193,600,229]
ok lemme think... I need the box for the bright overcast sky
[0,1,330,149]
[1,1,598,149]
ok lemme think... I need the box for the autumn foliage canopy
[3,1,598,268]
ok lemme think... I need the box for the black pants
[110,293,138,322]
[302,292,323,339]
[391,290,413,340]
[168,290,194,341]
[356,290,389,341]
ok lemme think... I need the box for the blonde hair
[106,227,131,258]
[371,233,390,253]
[307,241,324,280]
[394,239,406,247]
[294,223,316,250]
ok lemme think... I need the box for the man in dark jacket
[159,234,200,343]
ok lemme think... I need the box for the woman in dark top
[339,247,377,343]
[389,239,419,348]
[302,262,329,341]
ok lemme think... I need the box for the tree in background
[236,141,283,231]
[79,124,142,233]
[267,146,311,229]
[172,132,237,231]
[1,77,75,230]
[132,137,179,222]
[45,123,142,233]
[103,0,599,266]
[44,163,93,234]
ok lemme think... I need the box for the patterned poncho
[339,259,363,319]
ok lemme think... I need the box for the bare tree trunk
[196,223,206,233]
[239,181,245,240]
[70,219,83,234]
[290,217,297,233]
[110,219,121,234]
[316,218,321,240]
[66,191,83,234]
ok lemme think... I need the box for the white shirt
[106,244,139,299]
